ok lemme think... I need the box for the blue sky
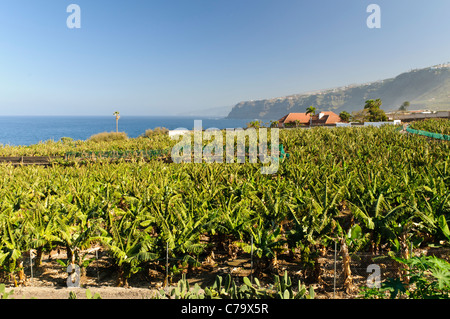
[0,0,449,116]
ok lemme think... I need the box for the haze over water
[0,116,252,146]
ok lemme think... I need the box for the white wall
[364,120,401,127]
[169,130,191,137]
[336,123,352,127]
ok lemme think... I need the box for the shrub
[88,132,128,142]
[60,137,74,144]
[144,127,169,137]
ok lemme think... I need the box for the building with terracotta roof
[277,111,342,127]
[277,113,312,127]
[312,111,342,125]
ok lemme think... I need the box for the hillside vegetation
[0,124,449,296]
[227,64,450,120]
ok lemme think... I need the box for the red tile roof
[278,111,341,126]
[278,113,312,125]
[312,111,342,124]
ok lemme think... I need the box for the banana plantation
[0,122,449,298]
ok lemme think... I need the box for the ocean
[0,116,253,146]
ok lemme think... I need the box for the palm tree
[113,111,120,133]
[306,106,317,126]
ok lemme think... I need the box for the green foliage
[364,99,388,122]
[399,101,410,111]
[410,118,450,136]
[201,272,314,299]
[0,125,448,291]
[88,132,128,143]
[364,99,383,110]
[85,289,102,299]
[306,106,317,126]
[68,289,102,299]
[305,106,316,116]
[157,272,315,300]
[60,137,74,144]
[272,271,315,299]
[339,111,351,122]
[104,207,159,287]
[246,120,263,129]
[0,284,14,299]
[158,274,204,299]
[360,255,450,299]
[395,255,450,299]
[144,127,169,137]
[269,121,279,128]
[68,291,77,299]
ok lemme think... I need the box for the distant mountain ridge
[226,63,450,120]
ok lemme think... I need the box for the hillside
[226,63,450,120]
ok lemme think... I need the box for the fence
[406,125,450,141]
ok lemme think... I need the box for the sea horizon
[0,115,254,146]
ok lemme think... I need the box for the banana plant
[285,179,342,282]
[209,196,254,259]
[104,207,159,287]
[237,219,286,273]
[52,200,110,280]
[348,193,410,253]
[28,202,61,267]
[151,190,209,270]
[0,208,30,286]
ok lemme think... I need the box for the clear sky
[0,0,449,116]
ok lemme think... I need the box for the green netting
[65,149,171,159]
[406,125,450,141]
[279,144,290,159]
[219,143,289,159]
[64,144,289,160]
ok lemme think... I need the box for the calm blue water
[0,116,253,146]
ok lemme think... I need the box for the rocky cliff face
[226,64,450,120]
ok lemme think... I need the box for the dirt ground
[13,242,450,300]
[2,244,385,300]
